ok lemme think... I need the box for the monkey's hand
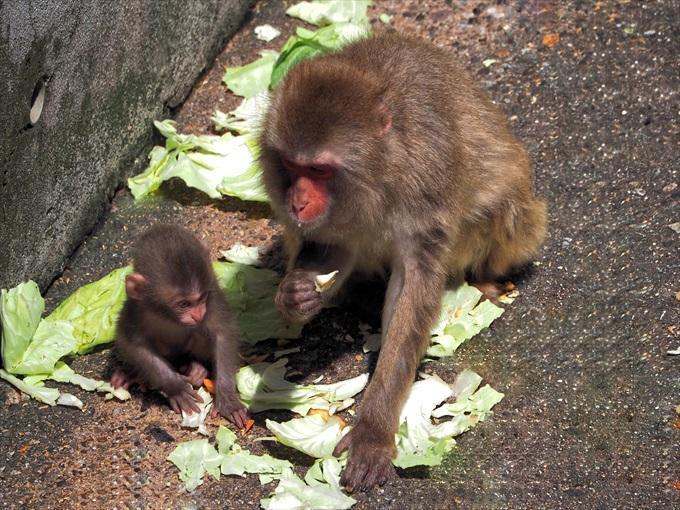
[212,390,250,429]
[180,360,209,387]
[333,422,396,492]
[275,269,324,323]
[166,380,204,415]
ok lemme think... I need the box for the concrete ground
[1,1,678,508]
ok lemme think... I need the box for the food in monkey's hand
[314,270,339,292]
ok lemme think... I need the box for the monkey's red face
[172,291,209,327]
[281,154,337,224]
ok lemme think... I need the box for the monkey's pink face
[281,153,338,225]
[172,291,208,327]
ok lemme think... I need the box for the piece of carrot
[203,378,215,394]
[244,419,255,434]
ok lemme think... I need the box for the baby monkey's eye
[178,300,191,309]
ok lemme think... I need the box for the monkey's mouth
[287,208,328,232]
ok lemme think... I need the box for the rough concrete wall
[0,0,253,290]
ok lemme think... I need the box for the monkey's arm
[277,241,355,323]
[116,334,202,413]
[201,290,250,428]
[334,248,447,491]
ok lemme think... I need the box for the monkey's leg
[201,299,250,428]
[276,242,355,323]
[111,368,146,391]
[334,253,447,491]
[118,338,203,414]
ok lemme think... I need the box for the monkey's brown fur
[113,224,248,427]
[260,33,546,490]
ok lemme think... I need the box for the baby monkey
[111,224,248,428]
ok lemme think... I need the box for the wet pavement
[1,1,678,508]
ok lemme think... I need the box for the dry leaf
[495,48,511,59]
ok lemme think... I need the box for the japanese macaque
[111,224,249,428]
[260,33,547,490]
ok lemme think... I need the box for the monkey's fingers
[180,379,206,403]
[280,271,316,292]
[231,408,250,429]
[333,432,351,456]
[341,452,395,493]
[168,398,181,414]
[111,369,132,390]
[180,396,202,415]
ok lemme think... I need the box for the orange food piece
[244,419,255,434]
[331,416,348,429]
[542,33,560,48]
[18,443,30,456]
[308,409,331,420]
[203,378,215,394]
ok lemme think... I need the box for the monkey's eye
[178,300,191,309]
[307,165,333,179]
[199,292,208,302]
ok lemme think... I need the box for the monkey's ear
[125,273,147,300]
[378,103,392,136]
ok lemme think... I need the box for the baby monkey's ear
[125,273,147,300]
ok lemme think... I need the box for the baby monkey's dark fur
[261,33,547,490]
[112,224,248,428]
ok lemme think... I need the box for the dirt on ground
[1,1,678,509]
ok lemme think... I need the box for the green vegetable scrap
[394,371,504,468]
[167,439,223,492]
[379,13,393,24]
[0,279,130,406]
[1,281,75,375]
[181,388,213,436]
[128,120,267,203]
[212,92,271,135]
[223,50,279,98]
[254,24,281,43]
[427,283,504,358]
[236,358,368,414]
[266,414,349,459]
[47,266,132,354]
[362,282,505,358]
[219,244,263,266]
[213,262,303,343]
[50,362,130,401]
[261,458,356,510]
[216,426,293,482]
[0,369,60,406]
[286,0,371,27]
[270,22,370,89]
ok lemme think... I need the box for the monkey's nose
[292,198,309,215]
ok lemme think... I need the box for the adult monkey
[260,33,547,491]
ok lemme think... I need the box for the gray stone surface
[0,0,253,290]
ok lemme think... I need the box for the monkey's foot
[333,424,396,492]
[212,395,250,429]
[110,368,147,391]
[180,361,209,387]
[275,269,324,323]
